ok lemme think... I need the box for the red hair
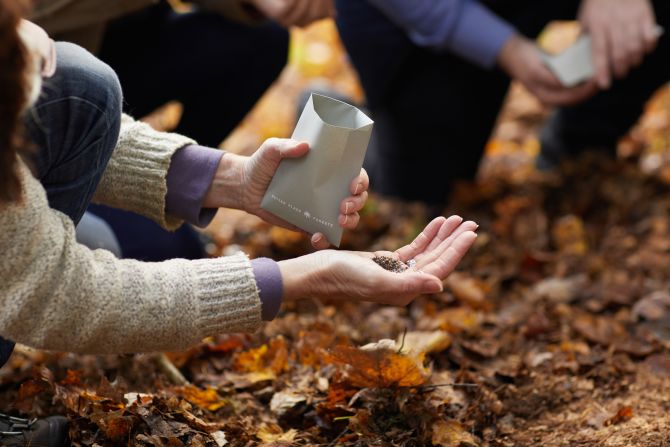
[0,0,29,204]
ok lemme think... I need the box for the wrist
[278,256,320,302]
[497,33,525,76]
[203,153,247,210]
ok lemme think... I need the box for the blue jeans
[0,42,122,368]
[82,1,289,262]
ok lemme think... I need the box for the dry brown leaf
[396,330,452,356]
[552,214,588,255]
[232,336,289,375]
[446,273,491,310]
[326,344,428,388]
[172,385,227,411]
[257,423,298,443]
[604,406,634,426]
[432,420,479,447]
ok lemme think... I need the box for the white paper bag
[260,93,374,247]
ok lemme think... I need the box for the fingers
[338,211,360,229]
[609,24,632,80]
[340,190,368,215]
[395,216,448,262]
[415,220,478,269]
[535,80,598,107]
[372,270,443,306]
[421,231,478,279]
[425,215,466,252]
[350,168,370,196]
[591,27,612,89]
[528,55,597,107]
[311,233,330,250]
[534,60,564,90]
[396,272,444,296]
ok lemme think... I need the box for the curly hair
[0,0,29,204]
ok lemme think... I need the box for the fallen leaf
[173,385,227,411]
[604,406,633,426]
[257,423,298,443]
[432,419,479,447]
[327,344,429,388]
[270,390,307,417]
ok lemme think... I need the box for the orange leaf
[173,385,227,411]
[605,406,634,426]
[326,345,428,388]
[233,336,289,375]
[432,420,478,447]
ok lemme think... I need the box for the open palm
[280,216,478,306]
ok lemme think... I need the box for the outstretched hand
[278,216,478,306]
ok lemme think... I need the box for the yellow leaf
[326,344,428,388]
[257,423,298,443]
[173,385,227,411]
[432,420,479,447]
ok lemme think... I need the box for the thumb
[258,138,310,165]
[393,271,444,295]
[276,139,310,159]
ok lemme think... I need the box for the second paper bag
[260,93,374,247]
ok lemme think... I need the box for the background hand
[498,34,598,106]
[579,0,658,89]
[204,138,368,250]
[249,0,335,28]
[279,216,478,306]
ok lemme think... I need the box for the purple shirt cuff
[251,258,284,321]
[368,0,515,69]
[165,144,223,228]
[447,1,516,68]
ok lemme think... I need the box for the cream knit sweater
[0,115,262,355]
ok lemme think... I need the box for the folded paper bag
[260,93,374,247]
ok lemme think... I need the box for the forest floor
[2,21,670,447]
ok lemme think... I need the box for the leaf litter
[2,28,670,447]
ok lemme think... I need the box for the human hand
[498,34,598,106]
[249,0,335,27]
[203,138,369,250]
[278,216,478,305]
[17,20,56,78]
[579,0,658,89]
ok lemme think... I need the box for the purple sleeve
[165,145,223,228]
[366,0,516,68]
[251,258,284,321]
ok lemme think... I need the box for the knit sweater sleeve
[0,164,262,355]
[92,114,195,231]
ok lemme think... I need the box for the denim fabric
[336,0,669,204]
[0,42,122,368]
[81,1,290,263]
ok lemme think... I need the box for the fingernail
[340,214,348,226]
[312,234,323,243]
[354,183,361,195]
[345,202,352,214]
[423,280,443,294]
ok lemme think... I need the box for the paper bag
[260,93,374,247]
[542,25,664,87]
